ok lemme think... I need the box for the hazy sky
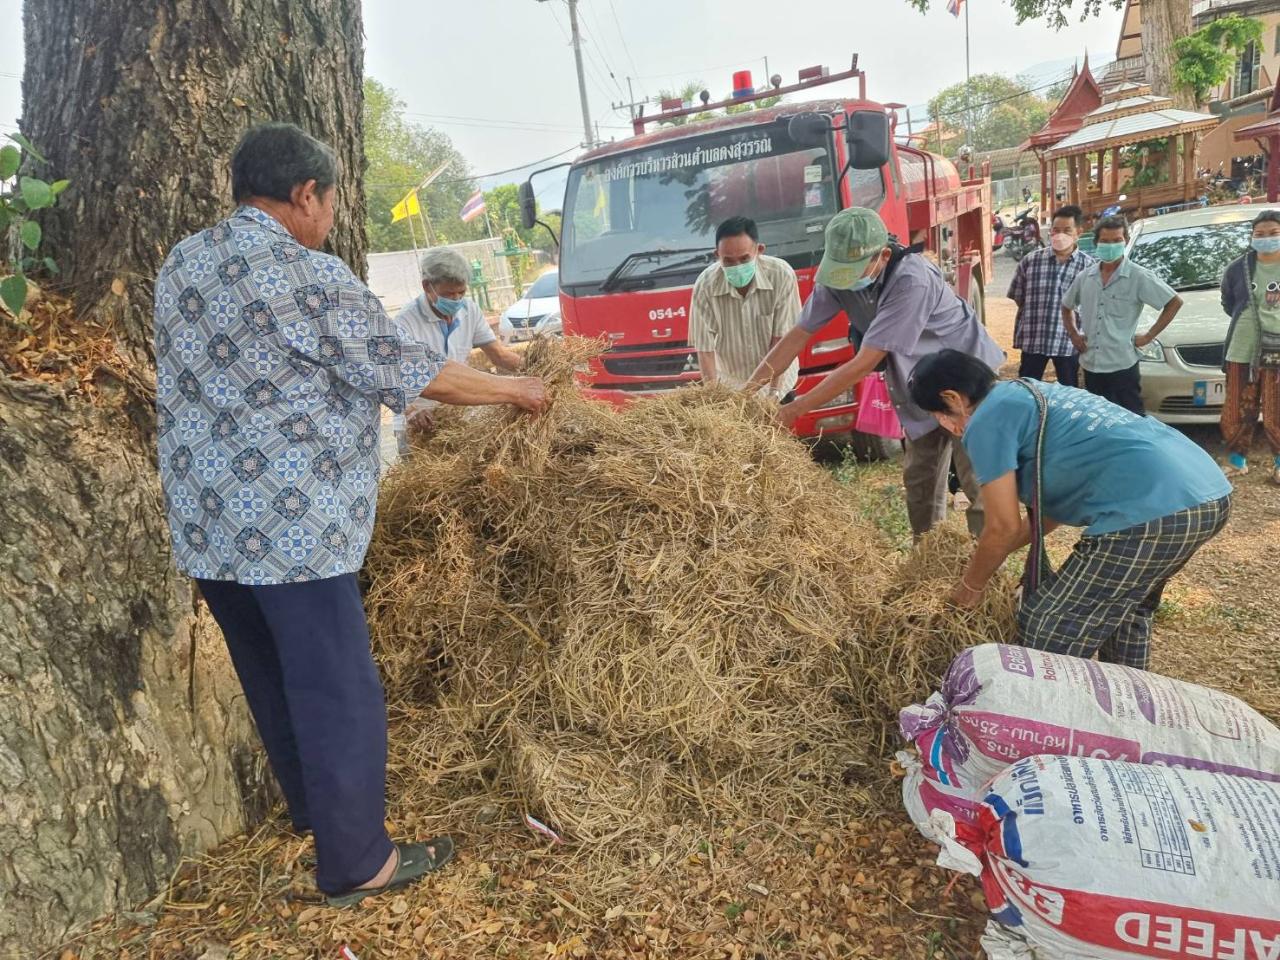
[0,0,1124,183]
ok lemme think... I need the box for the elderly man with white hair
[393,247,525,452]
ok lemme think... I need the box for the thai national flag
[460,190,487,223]
[947,0,965,16]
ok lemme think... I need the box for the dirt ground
[48,297,1278,960]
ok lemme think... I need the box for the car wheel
[966,272,985,326]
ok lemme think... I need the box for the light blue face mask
[847,256,883,292]
[430,287,465,317]
[1095,242,1126,263]
[1252,236,1280,255]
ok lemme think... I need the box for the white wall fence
[367,238,539,316]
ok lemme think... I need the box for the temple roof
[1019,55,1105,152]
[1047,107,1219,158]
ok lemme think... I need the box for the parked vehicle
[518,56,992,458]
[1125,203,1259,424]
[1002,206,1042,261]
[498,270,560,343]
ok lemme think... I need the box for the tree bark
[1142,0,1195,110]
[0,374,275,956]
[20,0,368,365]
[5,1,367,954]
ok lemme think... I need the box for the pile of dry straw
[365,338,1016,865]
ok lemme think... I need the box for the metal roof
[1047,108,1219,157]
[1085,95,1171,120]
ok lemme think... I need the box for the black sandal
[326,836,455,908]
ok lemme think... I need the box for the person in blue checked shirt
[1007,204,1092,388]
[154,123,547,907]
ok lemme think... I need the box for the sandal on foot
[1271,466,1280,486]
[1223,463,1249,479]
[326,837,455,908]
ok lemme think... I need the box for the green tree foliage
[1,133,69,317]
[905,0,1123,29]
[483,182,561,254]
[364,78,479,253]
[905,0,1193,109]
[1173,15,1264,105]
[927,74,1053,152]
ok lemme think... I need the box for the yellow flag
[391,189,420,223]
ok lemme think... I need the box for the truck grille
[602,353,699,377]
[1175,343,1224,368]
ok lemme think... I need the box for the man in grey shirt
[747,207,1004,537]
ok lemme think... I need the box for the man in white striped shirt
[689,217,801,398]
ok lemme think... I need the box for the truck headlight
[1137,338,1164,363]
[818,388,855,410]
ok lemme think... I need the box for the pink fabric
[855,373,905,439]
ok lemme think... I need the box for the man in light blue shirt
[1060,215,1182,415]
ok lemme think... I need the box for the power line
[630,57,766,83]
[576,3,627,97]
[926,69,1077,123]
[371,144,583,193]
[605,0,641,80]
[545,0,619,111]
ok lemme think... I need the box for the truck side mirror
[787,113,833,148]
[847,111,890,170]
[518,181,538,230]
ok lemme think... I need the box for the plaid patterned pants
[1017,496,1231,670]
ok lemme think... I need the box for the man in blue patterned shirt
[155,123,547,907]
[1007,204,1093,387]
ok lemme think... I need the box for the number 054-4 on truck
[519,57,992,457]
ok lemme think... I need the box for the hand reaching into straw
[508,376,549,415]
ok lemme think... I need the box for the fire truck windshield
[560,120,882,291]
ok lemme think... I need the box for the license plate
[1193,379,1225,406]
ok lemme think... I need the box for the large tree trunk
[4,1,366,954]
[20,0,368,363]
[1143,0,1195,110]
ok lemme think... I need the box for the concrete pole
[568,0,594,147]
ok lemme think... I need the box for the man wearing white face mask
[393,248,525,453]
[689,216,801,397]
[747,207,1004,538]
[1008,204,1092,388]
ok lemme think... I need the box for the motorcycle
[1002,207,1043,262]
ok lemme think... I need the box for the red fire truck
[520,57,992,456]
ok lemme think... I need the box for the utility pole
[568,0,594,146]
[537,0,594,146]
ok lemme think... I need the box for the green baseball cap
[815,207,889,290]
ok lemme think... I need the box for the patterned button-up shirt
[155,205,445,585]
[1007,245,1094,356]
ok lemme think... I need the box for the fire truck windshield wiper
[599,247,710,292]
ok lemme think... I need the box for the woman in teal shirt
[1219,209,1280,483]
[908,349,1232,669]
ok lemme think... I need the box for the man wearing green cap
[746,207,1005,538]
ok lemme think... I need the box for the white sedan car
[1126,204,1261,424]
[499,270,560,343]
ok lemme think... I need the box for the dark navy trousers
[196,574,394,895]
